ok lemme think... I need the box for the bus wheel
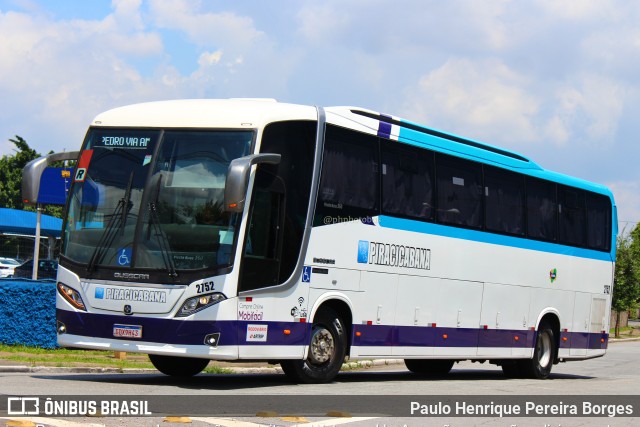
[148,354,209,377]
[404,359,454,375]
[518,321,556,379]
[280,307,346,383]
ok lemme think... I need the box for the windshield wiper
[86,172,134,272]
[146,174,178,277]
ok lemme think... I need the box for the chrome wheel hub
[309,327,334,365]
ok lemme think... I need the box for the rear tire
[280,307,346,383]
[518,321,556,379]
[404,359,455,375]
[148,354,209,377]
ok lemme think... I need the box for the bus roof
[91,99,614,199]
[92,99,317,129]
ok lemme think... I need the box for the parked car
[0,257,20,278]
[13,259,58,279]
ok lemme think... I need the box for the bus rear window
[586,193,611,251]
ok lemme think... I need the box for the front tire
[280,307,347,383]
[404,359,455,375]
[148,354,209,377]
[518,321,556,379]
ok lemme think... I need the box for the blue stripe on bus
[378,215,614,262]
[57,309,607,350]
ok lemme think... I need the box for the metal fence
[0,235,60,263]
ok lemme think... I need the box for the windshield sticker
[98,136,151,149]
[142,154,152,166]
[74,149,94,182]
[74,168,87,182]
[117,248,132,266]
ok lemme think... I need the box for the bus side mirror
[224,153,281,213]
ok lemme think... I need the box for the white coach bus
[23,99,616,383]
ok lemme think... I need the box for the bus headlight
[176,292,226,317]
[57,282,86,311]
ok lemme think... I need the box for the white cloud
[296,2,351,46]
[401,58,539,146]
[399,63,627,155]
[148,0,264,51]
[544,74,626,147]
[146,0,293,97]
[539,1,616,21]
[198,50,223,67]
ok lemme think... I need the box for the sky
[0,0,639,230]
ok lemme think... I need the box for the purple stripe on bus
[377,115,392,138]
[56,309,309,346]
[351,324,606,350]
[477,328,535,348]
[57,309,608,350]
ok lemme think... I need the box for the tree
[612,224,640,337]
[0,135,62,218]
[0,136,37,209]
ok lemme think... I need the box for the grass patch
[0,344,112,355]
[0,344,240,373]
[609,325,640,337]
[610,326,633,334]
[0,344,154,370]
[202,365,234,374]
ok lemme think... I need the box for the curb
[0,359,404,374]
[0,365,156,374]
[609,337,640,343]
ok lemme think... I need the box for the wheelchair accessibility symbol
[117,248,132,266]
[302,266,311,283]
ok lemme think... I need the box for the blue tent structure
[0,207,62,237]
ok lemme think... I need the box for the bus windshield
[62,128,253,276]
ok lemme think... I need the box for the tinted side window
[316,125,379,224]
[558,186,586,247]
[586,193,611,251]
[381,141,434,221]
[484,166,525,236]
[436,154,483,228]
[527,178,557,242]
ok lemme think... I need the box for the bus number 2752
[196,281,215,293]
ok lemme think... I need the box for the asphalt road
[1,340,639,427]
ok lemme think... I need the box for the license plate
[113,324,142,339]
